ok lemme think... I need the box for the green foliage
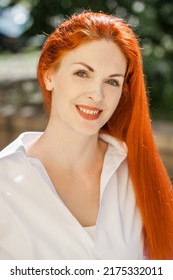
[2,0,173,120]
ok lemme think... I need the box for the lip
[76,105,102,121]
[77,104,102,111]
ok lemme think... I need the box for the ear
[44,70,54,91]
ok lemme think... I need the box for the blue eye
[106,79,119,87]
[74,70,87,77]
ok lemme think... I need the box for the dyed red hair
[37,11,173,259]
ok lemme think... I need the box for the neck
[26,120,107,172]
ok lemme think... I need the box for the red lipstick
[76,105,102,120]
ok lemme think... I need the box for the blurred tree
[1,0,173,120]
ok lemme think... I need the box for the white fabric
[84,226,96,241]
[0,132,144,259]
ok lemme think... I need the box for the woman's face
[45,39,127,136]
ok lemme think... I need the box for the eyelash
[74,70,88,78]
[74,70,120,87]
[105,79,120,87]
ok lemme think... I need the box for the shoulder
[0,133,27,171]
[0,131,42,160]
[99,133,127,155]
[99,133,128,171]
[0,150,30,192]
[0,133,39,191]
[0,132,25,158]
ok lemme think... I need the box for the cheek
[53,81,68,100]
[107,91,122,111]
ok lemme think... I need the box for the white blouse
[84,226,96,241]
[0,132,144,259]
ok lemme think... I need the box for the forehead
[60,39,127,74]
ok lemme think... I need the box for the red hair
[37,11,173,259]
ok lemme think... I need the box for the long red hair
[37,11,173,259]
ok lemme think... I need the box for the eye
[106,79,120,87]
[74,70,88,78]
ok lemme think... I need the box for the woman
[0,11,173,260]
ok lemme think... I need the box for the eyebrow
[73,62,94,72]
[72,62,124,77]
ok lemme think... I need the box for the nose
[86,83,104,103]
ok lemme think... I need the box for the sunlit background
[0,0,173,180]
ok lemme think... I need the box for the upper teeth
[78,107,100,115]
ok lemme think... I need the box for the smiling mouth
[76,105,102,120]
[78,107,100,115]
